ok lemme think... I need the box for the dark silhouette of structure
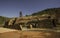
[19,11,23,17]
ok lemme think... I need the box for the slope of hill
[31,8,60,28]
[2,8,60,29]
[32,8,60,16]
[0,16,11,27]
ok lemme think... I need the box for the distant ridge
[31,8,60,16]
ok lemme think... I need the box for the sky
[0,0,60,17]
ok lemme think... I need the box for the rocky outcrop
[4,14,57,30]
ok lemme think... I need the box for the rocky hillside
[3,8,60,29]
[31,8,60,28]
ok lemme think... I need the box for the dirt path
[0,27,60,38]
[0,27,17,33]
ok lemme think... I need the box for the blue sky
[0,0,60,17]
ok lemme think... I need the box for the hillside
[0,16,10,27]
[31,8,60,28]
[32,8,60,16]
[2,8,60,29]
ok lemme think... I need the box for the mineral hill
[0,8,60,38]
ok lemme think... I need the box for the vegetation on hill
[32,8,60,16]
[1,8,60,29]
[31,8,60,28]
[0,16,11,27]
